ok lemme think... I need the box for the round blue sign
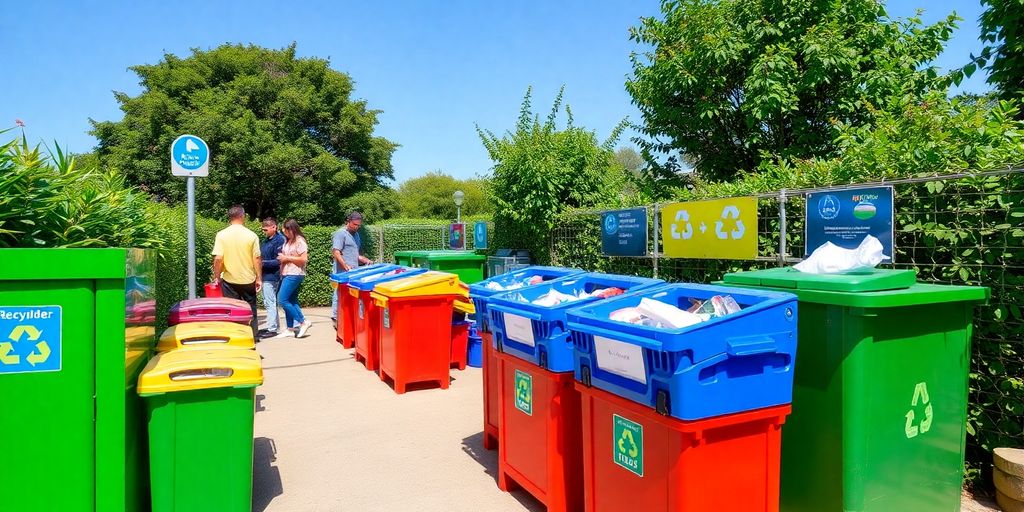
[172,135,209,171]
[603,213,618,235]
[817,195,841,220]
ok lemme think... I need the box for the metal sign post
[170,134,211,299]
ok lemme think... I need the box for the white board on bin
[594,335,647,384]
[503,313,535,347]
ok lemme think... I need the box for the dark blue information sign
[805,186,894,259]
[601,208,648,257]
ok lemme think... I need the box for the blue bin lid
[469,266,585,299]
[488,272,664,317]
[349,267,427,291]
[566,283,797,354]
[329,263,398,284]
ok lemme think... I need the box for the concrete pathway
[249,307,999,512]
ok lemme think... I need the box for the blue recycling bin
[567,283,798,420]
[488,272,664,372]
[328,263,400,286]
[468,266,584,333]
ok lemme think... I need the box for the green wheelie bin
[138,348,263,512]
[393,250,429,267]
[721,267,988,512]
[412,250,487,284]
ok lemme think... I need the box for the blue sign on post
[474,222,489,250]
[0,306,62,374]
[805,186,894,259]
[601,208,648,257]
[170,134,210,177]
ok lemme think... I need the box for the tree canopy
[979,0,1024,107]
[91,43,397,224]
[396,172,492,220]
[627,0,958,182]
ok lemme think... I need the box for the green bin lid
[420,251,487,261]
[722,267,917,292]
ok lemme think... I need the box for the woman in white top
[274,219,312,338]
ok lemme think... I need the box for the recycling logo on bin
[613,414,644,477]
[0,306,62,374]
[514,369,532,416]
[904,381,934,439]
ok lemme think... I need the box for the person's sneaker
[257,329,271,338]
[273,329,295,339]
[296,321,313,338]
[259,330,278,339]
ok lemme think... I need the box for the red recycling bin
[334,283,348,346]
[167,298,252,326]
[450,321,470,371]
[353,287,384,371]
[340,285,361,349]
[482,332,500,450]
[496,351,583,512]
[371,272,462,394]
[578,383,789,512]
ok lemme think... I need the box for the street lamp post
[453,190,465,224]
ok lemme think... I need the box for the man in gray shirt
[332,211,372,321]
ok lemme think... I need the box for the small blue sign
[806,186,894,259]
[474,222,489,250]
[170,134,210,177]
[601,208,648,257]
[0,306,62,374]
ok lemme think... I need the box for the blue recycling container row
[487,272,664,372]
[468,266,584,333]
[348,266,427,292]
[567,283,798,421]
[328,263,400,285]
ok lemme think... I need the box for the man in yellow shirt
[212,205,262,337]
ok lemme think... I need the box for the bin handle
[565,321,662,351]
[726,336,777,356]
[169,368,235,381]
[181,336,231,345]
[488,303,544,322]
[189,308,231,317]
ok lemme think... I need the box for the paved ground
[250,307,1000,512]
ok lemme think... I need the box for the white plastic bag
[635,298,704,328]
[794,235,888,274]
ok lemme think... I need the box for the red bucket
[203,282,222,298]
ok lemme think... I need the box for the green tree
[338,187,401,224]
[478,87,629,262]
[979,0,1024,106]
[627,0,959,182]
[90,43,397,224]
[396,171,492,220]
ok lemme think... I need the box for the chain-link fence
[365,222,490,263]
[552,168,1024,488]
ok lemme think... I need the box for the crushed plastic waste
[507,287,626,306]
[484,274,548,292]
[610,294,744,328]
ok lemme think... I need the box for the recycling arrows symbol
[517,378,531,404]
[715,205,746,240]
[618,429,639,458]
[1,324,51,366]
[905,382,934,439]
[670,210,693,240]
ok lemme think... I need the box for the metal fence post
[778,189,788,267]
[652,203,660,279]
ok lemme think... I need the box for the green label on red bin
[514,369,532,416]
[382,307,391,329]
[613,414,643,477]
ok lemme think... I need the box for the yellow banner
[661,197,758,260]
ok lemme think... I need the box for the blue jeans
[278,275,306,328]
[262,280,280,332]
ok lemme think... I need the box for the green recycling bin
[138,348,263,512]
[412,250,487,284]
[721,267,989,512]
[393,250,430,267]
[0,248,156,512]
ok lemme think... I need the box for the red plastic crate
[482,332,499,450]
[578,383,789,512]
[339,285,360,349]
[450,321,470,371]
[496,351,583,512]
[376,294,456,393]
[354,289,386,371]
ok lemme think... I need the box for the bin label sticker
[613,414,644,477]
[503,313,535,347]
[514,369,532,416]
[358,299,365,320]
[0,306,62,375]
[904,381,933,439]
[382,307,391,329]
[594,335,647,384]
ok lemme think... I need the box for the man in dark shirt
[258,217,286,338]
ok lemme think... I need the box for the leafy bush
[396,172,493,219]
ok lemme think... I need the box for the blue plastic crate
[567,283,798,420]
[468,266,584,333]
[328,263,399,285]
[488,272,664,372]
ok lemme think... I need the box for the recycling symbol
[517,378,531,405]
[714,205,746,240]
[904,382,934,439]
[603,214,618,235]
[0,325,51,366]
[670,210,693,240]
[617,429,639,458]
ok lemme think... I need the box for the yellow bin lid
[156,321,255,352]
[454,298,475,315]
[138,348,263,395]
[371,271,462,300]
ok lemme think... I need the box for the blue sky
[1,0,991,184]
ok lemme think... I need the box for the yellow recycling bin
[138,349,263,512]
[156,321,256,352]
